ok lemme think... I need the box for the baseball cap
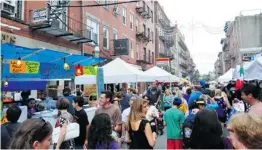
[173,97,182,106]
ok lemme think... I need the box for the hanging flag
[239,65,244,79]
[83,66,91,75]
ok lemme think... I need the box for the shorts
[167,139,183,149]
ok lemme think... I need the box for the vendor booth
[1,43,104,125]
[217,68,235,83]
[244,57,262,80]
[144,66,180,82]
[75,58,155,84]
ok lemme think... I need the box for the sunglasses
[33,117,48,141]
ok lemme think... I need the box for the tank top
[129,119,153,149]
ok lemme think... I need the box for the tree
[191,69,200,84]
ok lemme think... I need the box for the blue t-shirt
[163,95,173,107]
[188,91,202,106]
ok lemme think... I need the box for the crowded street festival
[1,0,262,149]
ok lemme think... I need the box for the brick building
[1,0,155,92]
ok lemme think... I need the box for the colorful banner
[25,61,40,74]
[10,60,40,74]
[83,66,97,75]
[83,66,91,75]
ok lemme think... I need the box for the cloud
[159,0,262,74]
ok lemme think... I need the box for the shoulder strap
[139,119,148,131]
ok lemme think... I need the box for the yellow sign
[25,61,40,74]
[9,60,26,73]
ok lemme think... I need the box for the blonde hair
[215,89,222,97]
[126,99,147,130]
[229,113,262,149]
[176,90,183,98]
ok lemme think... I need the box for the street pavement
[155,129,167,149]
[154,126,229,149]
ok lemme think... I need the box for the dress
[128,120,153,149]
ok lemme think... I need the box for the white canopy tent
[244,57,262,80]
[217,68,235,83]
[75,58,154,84]
[144,66,180,82]
[233,62,252,80]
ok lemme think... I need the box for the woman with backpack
[190,109,232,149]
[214,89,230,124]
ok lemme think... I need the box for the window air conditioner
[113,7,120,16]
[0,1,15,15]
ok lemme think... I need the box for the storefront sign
[114,39,129,56]
[1,33,16,44]
[32,8,48,23]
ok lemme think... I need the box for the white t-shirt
[146,105,159,121]
[182,86,189,95]
[122,107,131,123]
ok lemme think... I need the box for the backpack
[214,97,227,120]
[182,114,195,149]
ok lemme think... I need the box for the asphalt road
[155,129,167,149]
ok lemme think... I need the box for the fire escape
[29,0,92,44]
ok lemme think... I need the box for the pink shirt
[249,102,262,116]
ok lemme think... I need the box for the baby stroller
[154,103,164,135]
[156,110,164,135]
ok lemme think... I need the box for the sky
[158,0,262,74]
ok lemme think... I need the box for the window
[143,24,146,35]
[122,7,127,25]
[152,52,154,64]
[103,26,109,49]
[136,43,139,59]
[87,18,99,44]
[113,29,118,40]
[130,41,134,58]
[103,0,108,9]
[136,18,139,32]
[151,31,154,43]
[143,48,146,61]
[130,13,134,30]
[143,1,145,10]
[15,0,24,20]
[148,50,151,63]
[113,0,118,8]
[136,1,139,7]
[148,28,150,38]
[151,10,153,23]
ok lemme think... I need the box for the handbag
[52,122,79,143]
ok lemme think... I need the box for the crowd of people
[1,79,262,149]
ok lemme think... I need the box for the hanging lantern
[17,57,21,65]
[3,79,8,87]
[75,64,83,76]
[63,57,70,70]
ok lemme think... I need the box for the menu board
[9,60,26,73]
[10,60,40,74]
